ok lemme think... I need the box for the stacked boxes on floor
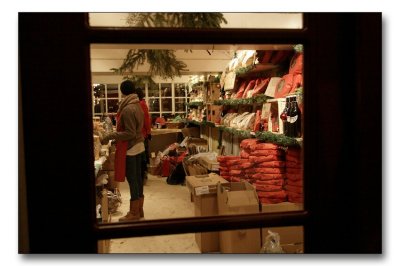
[285,147,304,203]
[217,181,261,253]
[186,173,228,253]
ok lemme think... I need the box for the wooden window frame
[19,13,382,253]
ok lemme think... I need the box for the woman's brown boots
[118,200,140,222]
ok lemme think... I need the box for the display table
[149,128,183,155]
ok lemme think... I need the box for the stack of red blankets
[285,147,304,203]
[217,155,244,182]
[240,139,287,204]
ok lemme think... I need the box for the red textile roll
[235,81,248,99]
[286,167,303,175]
[285,184,303,194]
[231,176,242,182]
[240,149,251,159]
[254,167,285,174]
[251,143,280,151]
[257,190,287,199]
[255,184,283,192]
[240,139,260,149]
[250,149,284,157]
[252,173,285,180]
[229,169,244,175]
[219,166,229,172]
[224,159,246,166]
[286,173,303,181]
[249,155,283,164]
[257,161,286,168]
[285,161,303,168]
[287,179,303,187]
[255,179,285,186]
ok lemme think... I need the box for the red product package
[253,110,262,132]
[287,179,303,187]
[250,149,284,157]
[252,78,270,96]
[240,139,260,149]
[255,179,285,186]
[252,143,280,151]
[274,73,295,98]
[217,156,241,162]
[252,173,285,180]
[255,184,283,192]
[249,155,283,164]
[285,161,303,168]
[286,167,303,175]
[289,52,303,75]
[285,184,303,194]
[254,167,285,174]
[240,149,251,159]
[257,161,286,168]
[286,173,303,181]
[235,81,248,99]
[242,80,257,98]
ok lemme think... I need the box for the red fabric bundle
[255,184,283,192]
[249,155,283,164]
[229,161,253,169]
[251,143,280,151]
[259,197,287,204]
[220,171,230,176]
[287,147,301,156]
[257,190,287,199]
[287,179,303,187]
[257,161,285,168]
[274,73,295,98]
[255,179,285,186]
[235,81,248,99]
[250,149,284,157]
[229,169,244,175]
[286,156,301,164]
[231,176,242,182]
[225,159,249,167]
[217,156,241,162]
[286,191,304,203]
[252,173,285,180]
[253,110,262,132]
[252,77,270,96]
[286,173,303,181]
[285,184,303,194]
[219,166,230,172]
[240,139,260,149]
[254,167,285,174]
[240,149,251,159]
[242,80,257,99]
[286,161,303,168]
[286,167,303,175]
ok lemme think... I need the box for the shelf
[235,63,278,77]
[213,94,273,106]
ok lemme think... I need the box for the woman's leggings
[125,152,144,201]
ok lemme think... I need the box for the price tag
[195,186,210,196]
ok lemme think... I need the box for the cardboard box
[186,173,228,253]
[261,202,304,248]
[217,182,261,253]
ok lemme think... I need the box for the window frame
[87,14,310,242]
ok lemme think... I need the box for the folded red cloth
[286,167,303,175]
[257,161,285,168]
[286,154,302,164]
[252,173,285,180]
[286,161,303,168]
[229,169,244,175]
[219,166,229,171]
[285,184,303,194]
[287,179,303,187]
[255,179,285,186]
[250,149,285,157]
[240,139,260,149]
[251,143,280,151]
[255,184,283,192]
[240,149,251,159]
[225,159,250,167]
[249,155,284,163]
[286,173,303,181]
[257,190,287,199]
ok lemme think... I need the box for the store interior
[90,14,305,253]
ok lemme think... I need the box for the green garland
[235,65,256,76]
[185,123,300,146]
[213,94,272,106]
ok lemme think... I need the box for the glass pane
[161,83,172,97]
[175,98,186,112]
[89,13,303,29]
[161,98,172,112]
[107,84,119,98]
[149,98,160,112]
[148,84,159,97]
[107,99,119,113]
[175,83,187,97]
[94,99,106,114]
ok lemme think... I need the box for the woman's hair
[133,86,145,100]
